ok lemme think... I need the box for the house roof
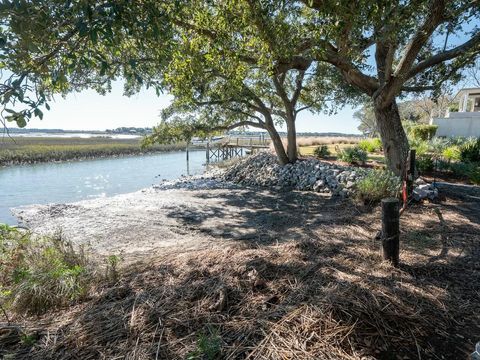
[454,87,480,100]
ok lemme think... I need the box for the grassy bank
[0,137,187,166]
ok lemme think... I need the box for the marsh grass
[0,224,95,315]
[0,137,186,165]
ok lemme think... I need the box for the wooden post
[206,141,210,164]
[186,141,190,162]
[381,198,400,267]
[406,149,416,197]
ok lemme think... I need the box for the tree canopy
[1,0,479,171]
[296,0,480,173]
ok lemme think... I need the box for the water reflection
[0,151,205,224]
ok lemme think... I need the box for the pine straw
[3,188,479,359]
[6,237,478,358]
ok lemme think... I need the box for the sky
[8,16,478,135]
[11,81,361,134]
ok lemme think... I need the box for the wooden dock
[205,136,270,163]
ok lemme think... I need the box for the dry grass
[296,136,361,147]
[299,144,353,156]
[2,184,479,359]
[268,136,360,155]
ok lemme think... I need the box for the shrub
[409,138,429,156]
[459,138,480,162]
[337,146,367,164]
[448,136,469,146]
[187,327,221,360]
[428,137,449,156]
[355,170,401,204]
[468,166,480,185]
[409,125,438,141]
[448,162,480,184]
[449,103,459,112]
[416,154,434,173]
[313,145,330,158]
[442,145,461,162]
[358,138,382,153]
[0,225,95,314]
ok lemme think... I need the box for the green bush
[416,155,435,173]
[442,145,461,162]
[409,138,430,156]
[313,145,331,158]
[409,125,438,141]
[459,138,480,163]
[449,103,459,112]
[0,224,94,314]
[358,138,382,153]
[337,146,367,164]
[469,166,480,185]
[448,137,470,146]
[187,327,221,360]
[428,137,449,156]
[355,170,402,204]
[448,162,480,184]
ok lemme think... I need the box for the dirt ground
[4,181,480,359]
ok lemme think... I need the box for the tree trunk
[266,125,289,165]
[374,99,410,176]
[286,118,298,163]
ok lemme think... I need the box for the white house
[431,87,480,137]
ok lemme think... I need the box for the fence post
[206,141,210,164]
[381,198,400,267]
[407,149,416,197]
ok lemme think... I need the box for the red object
[402,180,408,203]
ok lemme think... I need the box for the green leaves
[6,113,27,128]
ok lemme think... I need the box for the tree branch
[407,31,480,79]
[272,75,292,117]
[212,120,265,132]
[225,106,265,125]
[291,70,307,107]
[401,85,437,92]
[394,0,446,78]
[295,105,311,115]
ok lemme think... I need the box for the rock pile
[413,179,439,201]
[152,168,236,191]
[222,151,365,196]
[153,151,439,201]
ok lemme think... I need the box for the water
[0,151,206,224]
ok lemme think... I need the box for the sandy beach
[12,177,343,261]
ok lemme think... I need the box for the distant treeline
[6,128,104,134]
[5,127,154,135]
[6,127,359,137]
[106,127,153,135]
[228,130,360,138]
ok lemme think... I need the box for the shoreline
[11,173,250,259]
[0,146,209,168]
